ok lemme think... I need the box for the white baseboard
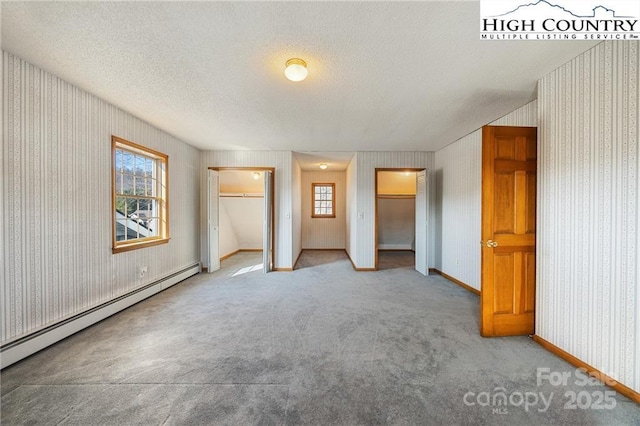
[0,263,200,369]
[378,244,413,250]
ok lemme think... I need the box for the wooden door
[481,126,537,337]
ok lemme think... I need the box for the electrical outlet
[139,266,148,278]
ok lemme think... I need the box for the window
[312,183,335,218]
[112,136,168,253]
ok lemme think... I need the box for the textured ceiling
[294,151,355,171]
[1,1,598,152]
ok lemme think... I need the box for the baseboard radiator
[0,263,201,369]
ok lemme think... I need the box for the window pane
[115,173,122,194]
[132,218,140,240]
[132,177,141,195]
[122,174,134,195]
[135,155,145,176]
[147,217,160,237]
[115,196,126,214]
[123,152,134,172]
[116,218,128,241]
[138,198,150,212]
[315,186,321,194]
[326,193,332,200]
[145,158,153,177]
[115,150,123,172]
[128,198,138,216]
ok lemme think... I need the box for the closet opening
[207,167,274,274]
[375,168,429,275]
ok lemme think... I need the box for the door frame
[207,167,276,270]
[374,168,426,271]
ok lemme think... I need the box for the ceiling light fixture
[285,58,308,82]
[253,171,261,180]
[319,163,328,170]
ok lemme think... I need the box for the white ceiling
[1,1,598,152]
[294,151,355,171]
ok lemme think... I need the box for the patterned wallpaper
[537,41,639,393]
[2,51,201,344]
[434,101,537,290]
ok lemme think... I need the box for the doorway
[375,168,429,275]
[207,167,275,274]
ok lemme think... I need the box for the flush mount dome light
[319,163,328,170]
[285,58,308,82]
[253,171,261,180]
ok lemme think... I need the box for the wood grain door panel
[481,126,537,337]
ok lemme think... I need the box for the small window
[312,183,335,218]
[112,136,168,253]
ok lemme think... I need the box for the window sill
[112,238,169,254]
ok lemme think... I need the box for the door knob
[486,240,498,248]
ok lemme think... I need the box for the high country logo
[480,0,640,40]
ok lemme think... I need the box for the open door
[263,170,273,273]
[481,126,537,336]
[207,169,220,273]
[415,170,428,276]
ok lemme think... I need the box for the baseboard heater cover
[0,263,200,369]
[377,244,413,250]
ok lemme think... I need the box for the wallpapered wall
[537,41,639,393]
[2,51,201,344]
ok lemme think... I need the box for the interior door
[481,126,537,336]
[263,170,273,273]
[415,170,428,276]
[207,169,220,273]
